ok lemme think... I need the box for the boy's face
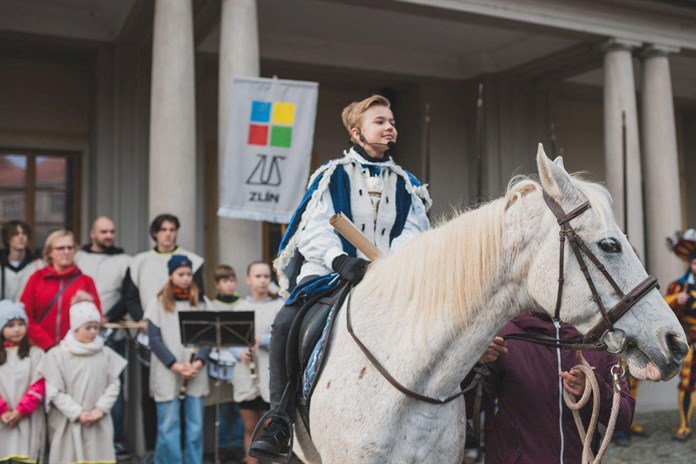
[74,321,100,344]
[246,263,271,295]
[9,226,28,252]
[216,277,237,296]
[154,220,178,250]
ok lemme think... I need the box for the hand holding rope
[563,362,624,464]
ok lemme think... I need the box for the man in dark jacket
[467,313,635,464]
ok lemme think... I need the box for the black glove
[331,255,369,285]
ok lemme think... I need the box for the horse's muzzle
[665,331,689,365]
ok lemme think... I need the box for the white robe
[38,341,127,464]
[130,247,204,308]
[1,259,44,302]
[74,250,132,315]
[205,298,240,406]
[145,299,209,402]
[0,346,45,463]
[232,296,284,404]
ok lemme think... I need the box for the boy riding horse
[249,94,431,460]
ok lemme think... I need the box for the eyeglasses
[53,245,75,252]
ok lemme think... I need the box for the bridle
[506,190,658,353]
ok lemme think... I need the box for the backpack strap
[37,273,82,324]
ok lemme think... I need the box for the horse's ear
[536,143,580,203]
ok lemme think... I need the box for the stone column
[218,0,262,288]
[603,39,645,260]
[641,45,683,286]
[149,0,196,249]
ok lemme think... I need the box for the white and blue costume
[275,146,431,302]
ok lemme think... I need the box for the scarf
[60,330,104,356]
[172,286,191,301]
[215,293,240,304]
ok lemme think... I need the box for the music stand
[178,310,255,464]
[178,310,255,348]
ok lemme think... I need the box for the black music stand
[178,310,255,348]
[178,310,255,464]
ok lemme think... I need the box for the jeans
[218,402,245,449]
[155,396,205,464]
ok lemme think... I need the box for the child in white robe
[232,261,284,464]
[145,254,209,464]
[38,301,127,464]
[0,299,45,463]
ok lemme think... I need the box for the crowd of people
[0,216,281,464]
[0,94,693,464]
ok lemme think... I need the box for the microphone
[358,132,396,149]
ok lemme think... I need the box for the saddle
[284,279,351,431]
[286,279,350,386]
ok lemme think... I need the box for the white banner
[218,77,318,223]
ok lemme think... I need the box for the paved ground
[604,410,696,464]
[122,409,696,463]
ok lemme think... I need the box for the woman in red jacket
[19,230,101,350]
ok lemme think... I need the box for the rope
[562,363,623,464]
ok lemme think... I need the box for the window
[0,150,81,252]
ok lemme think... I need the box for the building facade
[1,0,696,415]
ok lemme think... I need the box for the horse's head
[521,144,688,381]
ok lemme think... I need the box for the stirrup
[249,409,294,463]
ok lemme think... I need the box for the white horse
[294,146,688,464]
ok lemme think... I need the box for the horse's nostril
[666,332,689,362]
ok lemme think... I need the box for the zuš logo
[247,100,295,149]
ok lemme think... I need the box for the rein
[345,288,487,405]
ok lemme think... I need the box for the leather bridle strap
[541,190,659,347]
[345,288,486,404]
[584,275,658,343]
[542,191,594,321]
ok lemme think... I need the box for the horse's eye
[598,238,622,254]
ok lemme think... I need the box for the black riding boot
[249,302,300,461]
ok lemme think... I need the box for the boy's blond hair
[341,94,391,144]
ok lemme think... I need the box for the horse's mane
[360,172,614,335]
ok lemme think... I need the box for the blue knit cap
[0,299,28,329]
[168,254,193,275]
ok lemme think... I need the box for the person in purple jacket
[467,312,635,464]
